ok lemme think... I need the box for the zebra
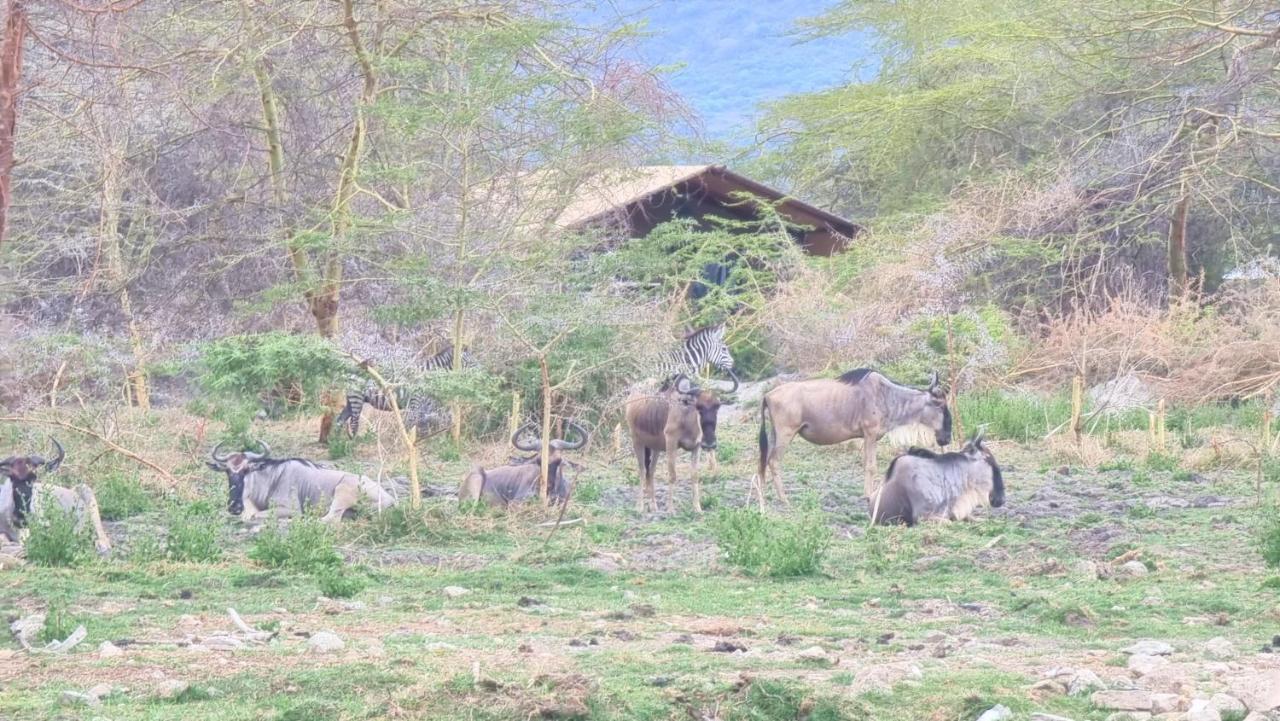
[336,344,474,439]
[652,324,738,388]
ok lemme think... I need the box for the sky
[582,0,872,143]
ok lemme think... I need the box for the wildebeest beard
[10,479,33,527]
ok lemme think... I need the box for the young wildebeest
[626,374,726,514]
[756,369,952,506]
[872,430,1004,526]
[0,438,111,554]
[206,441,397,523]
[458,421,588,508]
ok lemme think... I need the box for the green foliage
[712,508,831,577]
[36,600,80,645]
[195,332,348,422]
[165,502,223,563]
[315,566,368,600]
[958,391,1063,443]
[1259,511,1280,570]
[1145,452,1180,472]
[249,517,342,574]
[127,530,165,564]
[359,505,435,543]
[730,679,849,721]
[25,503,93,567]
[573,478,602,505]
[93,472,154,521]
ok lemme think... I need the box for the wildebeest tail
[757,398,773,483]
[75,485,112,555]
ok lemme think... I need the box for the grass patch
[25,503,93,567]
[315,566,368,599]
[1145,452,1180,472]
[712,508,831,577]
[249,516,341,573]
[93,472,155,520]
[36,600,81,645]
[1258,510,1280,570]
[165,501,223,562]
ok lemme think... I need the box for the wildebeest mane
[252,457,318,470]
[837,368,875,385]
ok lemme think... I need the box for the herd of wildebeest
[0,324,1006,556]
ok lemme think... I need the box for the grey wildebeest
[458,421,587,508]
[0,438,111,554]
[626,373,734,514]
[756,369,952,507]
[206,441,397,522]
[871,429,1004,526]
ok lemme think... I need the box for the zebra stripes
[336,344,473,439]
[653,324,736,380]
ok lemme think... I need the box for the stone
[97,641,123,659]
[1075,560,1101,578]
[1031,714,1077,721]
[1093,690,1155,711]
[1229,670,1280,712]
[154,680,190,700]
[1069,669,1106,696]
[1124,640,1175,656]
[1208,694,1246,717]
[923,630,947,643]
[1031,679,1067,695]
[1130,654,1172,676]
[61,691,101,708]
[976,705,1012,721]
[1185,699,1221,721]
[442,586,470,599]
[585,553,622,574]
[1204,637,1236,660]
[86,684,114,701]
[1152,694,1183,714]
[1120,561,1151,577]
[307,631,344,654]
[1105,714,1152,721]
[797,646,830,663]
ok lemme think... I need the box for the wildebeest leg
[664,437,680,513]
[707,449,717,474]
[646,449,658,512]
[862,436,880,498]
[323,480,361,523]
[690,447,702,514]
[766,428,795,509]
[74,485,112,555]
[633,445,648,513]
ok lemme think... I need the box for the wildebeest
[0,438,111,554]
[206,441,397,522]
[871,429,1004,526]
[626,373,734,514]
[458,421,587,508]
[756,369,952,506]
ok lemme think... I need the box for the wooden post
[1264,403,1274,456]
[1070,375,1084,445]
[509,392,521,437]
[407,426,420,509]
[1156,399,1166,452]
[539,356,552,505]
[1148,409,1157,449]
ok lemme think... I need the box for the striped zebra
[651,324,739,391]
[336,344,474,439]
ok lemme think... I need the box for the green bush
[712,508,831,577]
[165,502,222,563]
[128,530,165,563]
[37,600,81,644]
[196,331,350,420]
[315,566,368,599]
[1259,512,1280,570]
[25,504,93,567]
[94,472,154,521]
[573,478,602,504]
[1145,452,1180,472]
[249,517,342,573]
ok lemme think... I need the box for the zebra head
[696,324,739,392]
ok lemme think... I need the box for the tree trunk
[98,136,150,410]
[0,0,24,250]
[1168,183,1190,299]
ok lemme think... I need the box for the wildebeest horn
[928,370,939,392]
[550,420,588,451]
[511,422,541,452]
[45,437,65,473]
[724,368,740,394]
[250,439,271,457]
[209,441,232,463]
[970,427,986,447]
[674,374,693,394]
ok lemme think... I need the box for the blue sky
[582,1,872,142]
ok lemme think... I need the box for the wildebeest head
[659,374,722,450]
[960,429,1002,507]
[0,437,65,484]
[921,371,953,447]
[206,440,272,515]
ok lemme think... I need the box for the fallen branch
[0,415,178,486]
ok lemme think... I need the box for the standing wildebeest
[872,429,1004,526]
[206,441,397,522]
[626,373,734,514]
[458,421,587,508]
[756,369,952,506]
[0,438,111,554]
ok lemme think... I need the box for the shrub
[37,600,81,644]
[315,566,368,599]
[127,530,165,563]
[358,504,435,543]
[165,502,222,563]
[712,508,831,577]
[573,478,602,504]
[249,517,341,573]
[26,504,93,567]
[1145,452,1180,472]
[94,472,154,521]
[1259,512,1280,570]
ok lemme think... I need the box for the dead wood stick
[0,416,177,486]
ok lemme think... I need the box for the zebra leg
[336,393,364,439]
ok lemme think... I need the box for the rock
[517,596,543,608]
[585,553,623,574]
[0,553,24,570]
[1124,640,1175,656]
[710,640,747,653]
[1105,714,1151,721]
[923,630,947,643]
[1031,714,1076,721]
[1204,637,1236,660]
[86,684,114,701]
[1074,560,1101,579]
[1129,654,1171,676]
[1031,679,1067,695]
[1243,714,1269,721]
[1094,690,1155,711]
[9,613,45,649]
[1069,669,1106,696]
[442,586,470,599]
[1208,694,1246,717]
[1151,694,1183,714]
[1229,670,1280,711]
[1186,699,1221,721]
[61,691,101,708]
[307,631,344,654]
[154,680,190,700]
[1120,560,1151,577]
[976,705,1012,721]
[98,641,123,659]
[796,646,830,663]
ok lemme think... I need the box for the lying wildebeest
[626,373,733,514]
[458,421,587,508]
[0,438,111,554]
[871,429,1004,526]
[206,441,397,522]
[756,369,952,506]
